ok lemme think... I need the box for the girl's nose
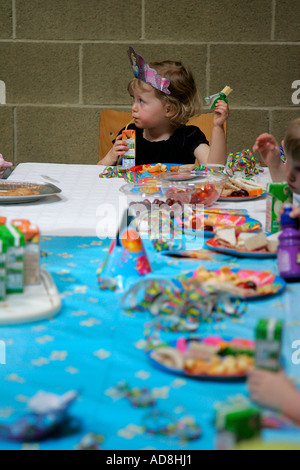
[132,101,138,113]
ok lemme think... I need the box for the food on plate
[221,177,265,198]
[150,346,184,370]
[150,337,255,377]
[143,163,167,174]
[0,188,40,197]
[185,266,279,297]
[129,163,167,174]
[178,164,196,172]
[212,228,280,253]
[190,181,220,205]
[170,165,180,172]
[266,231,281,252]
[184,354,253,376]
[185,213,261,234]
[215,227,237,247]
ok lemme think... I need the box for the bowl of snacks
[161,173,228,207]
[119,181,164,210]
[120,181,195,215]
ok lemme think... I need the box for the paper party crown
[127,47,170,95]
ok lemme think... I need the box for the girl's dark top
[116,123,209,165]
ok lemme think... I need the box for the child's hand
[109,134,128,164]
[213,100,229,127]
[290,205,300,222]
[248,369,294,411]
[252,133,281,167]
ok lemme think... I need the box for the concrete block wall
[0,0,299,167]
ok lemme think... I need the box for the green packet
[0,236,7,300]
[255,318,283,372]
[266,182,293,233]
[0,224,25,294]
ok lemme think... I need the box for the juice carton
[214,396,261,450]
[12,219,40,285]
[0,224,25,294]
[255,318,283,371]
[0,217,6,225]
[0,235,7,300]
[122,129,136,169]
[266,182,293,233]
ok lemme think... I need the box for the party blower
[97,209,152,291]
[204,86,232,110]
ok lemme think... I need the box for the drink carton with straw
[122,119,136,169]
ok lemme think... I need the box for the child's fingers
[290,207,300,219]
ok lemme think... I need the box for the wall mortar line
[79,44,83,105]
[12,0,16,39]
[271,0,276,41]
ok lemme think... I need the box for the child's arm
[98,134,128,166]
[253,133,285,182]
[193,100,228,165]
[248,369,300,421]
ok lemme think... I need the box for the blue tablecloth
[1,235,300,450]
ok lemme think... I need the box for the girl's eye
[139,98,144,104]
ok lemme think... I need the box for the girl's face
[284,156,300,194]
[130,84,170,130]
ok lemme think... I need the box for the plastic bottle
[277,205,300,281]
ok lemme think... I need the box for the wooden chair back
[99,109,226,160]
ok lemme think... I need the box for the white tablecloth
[2,163,126,237]
[1,162,271,237]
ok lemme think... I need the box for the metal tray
[0,269,61,325]
[0,181,62,204]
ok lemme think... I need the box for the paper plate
[157,171,205,182]
[219,192,266,202]
[177,267,286,300]
[0,181,61,204]
[147,336,255,382]
[181,214,262,239]
[205,238,277,259]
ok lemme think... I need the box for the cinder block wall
[0,0,299,167]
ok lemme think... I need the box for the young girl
[253,118,300,220]
[98,47,229,167]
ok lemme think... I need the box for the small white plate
[0,269,61,325]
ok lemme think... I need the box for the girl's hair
[128,60,201,128]
[284,118,300,161]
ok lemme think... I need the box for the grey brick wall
[0,0,299,166]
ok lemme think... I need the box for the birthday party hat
[128,47,170,95]
[97,209,152,291]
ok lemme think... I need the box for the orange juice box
[122,129,136,169]
[12,219,40,285]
